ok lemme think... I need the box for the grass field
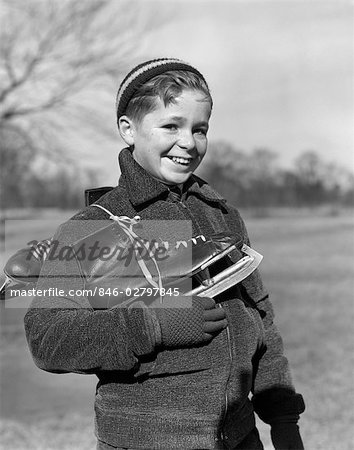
[0,209,353,450]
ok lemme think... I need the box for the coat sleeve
[24,220,158,375]
[250,294,305,423]
[226,206,305,423]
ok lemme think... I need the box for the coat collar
[118,147,226,207]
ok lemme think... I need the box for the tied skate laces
[30,239,53,261]
[91,204,163,293]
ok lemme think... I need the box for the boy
[24,58,305,449]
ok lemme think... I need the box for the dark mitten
[270,423,304,450]
[152,295,227,348]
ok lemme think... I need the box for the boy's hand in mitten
[270,422,304,450]
[150,295,227,349]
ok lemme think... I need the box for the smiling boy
[24,58,305,449]
[118,88,210,186]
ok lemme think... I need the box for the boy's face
[121,90,211,185]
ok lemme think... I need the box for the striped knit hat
[116,58,208,122]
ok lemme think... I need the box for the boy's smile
[120,90,212,185]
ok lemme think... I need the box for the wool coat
[24,148,305,449]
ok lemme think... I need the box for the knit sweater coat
[24,148,304,449]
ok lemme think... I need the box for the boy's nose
[177,131,196,150]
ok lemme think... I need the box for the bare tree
[0,0,155,196]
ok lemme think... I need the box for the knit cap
[116,58,208,123]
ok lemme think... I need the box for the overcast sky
[91,0,353,184]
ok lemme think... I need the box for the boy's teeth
[171,156,191,165]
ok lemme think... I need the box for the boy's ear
[118,115,135,146]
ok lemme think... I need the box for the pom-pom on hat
[116,58,208,123]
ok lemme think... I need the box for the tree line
[197,142,354,209]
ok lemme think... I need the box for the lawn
[0,209,353,449]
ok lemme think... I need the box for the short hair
[124,70,213,123]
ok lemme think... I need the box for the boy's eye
[162,124,178,131]
[194,128,208,136]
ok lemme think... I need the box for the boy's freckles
[130,90,211,185]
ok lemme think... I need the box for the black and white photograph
[0,1,353,449]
